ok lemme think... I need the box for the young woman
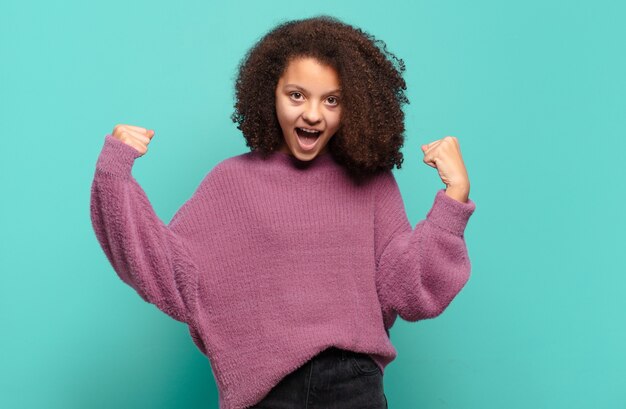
[90,15,475,409]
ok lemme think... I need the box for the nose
[302,102,322,124]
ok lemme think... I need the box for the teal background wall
[1,0,624,408]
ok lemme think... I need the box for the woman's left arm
[374,136,476,328]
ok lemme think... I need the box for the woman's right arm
[90,132,207,324]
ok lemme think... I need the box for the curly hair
[231,15,410,181]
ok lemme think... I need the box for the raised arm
[373,171,476,329]
[90,134,209,324]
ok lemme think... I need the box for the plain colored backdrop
[1,0,625,408]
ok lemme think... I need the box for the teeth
[298,127,321,134]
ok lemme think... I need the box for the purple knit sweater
[90,134,476,409]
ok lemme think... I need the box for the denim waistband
[315,346,366,361]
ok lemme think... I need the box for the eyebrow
[284,84,342,95]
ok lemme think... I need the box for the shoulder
[370,169,401,198]
[198,151,259,187]
[212,151,262,175]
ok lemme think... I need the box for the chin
[290,144,328,161]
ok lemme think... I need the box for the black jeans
[249,347,388,408]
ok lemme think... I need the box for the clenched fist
[112,124,155,156]
[421,136,471,203]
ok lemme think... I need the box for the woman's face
[275,56,342,161]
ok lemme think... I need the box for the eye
[326,96,340,106]
[289,92,304,101]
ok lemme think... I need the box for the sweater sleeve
[89,134,207,324]
[373,171,476,329]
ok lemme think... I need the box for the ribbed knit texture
[90,134,477,409]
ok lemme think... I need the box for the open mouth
[295,127,322,148]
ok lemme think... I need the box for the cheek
[328,111,342,130]
[275,103,289,125]
[278,106,300,124]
